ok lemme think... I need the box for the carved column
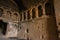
[25,11,28,21]
[29,8,32,20]
[42,5,46,15]
[22,12,24,21]
[35,7,39,18]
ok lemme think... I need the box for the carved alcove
[0,20,8,35]
[0,6,19,38]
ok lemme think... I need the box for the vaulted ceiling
[14,0,27,11]
[14,0,46,11]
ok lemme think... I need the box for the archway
[32,8,36,19]
[0,20,8,35]
[38,6,43,17]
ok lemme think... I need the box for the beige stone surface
[0,0,60,40]
[18,16,57,40]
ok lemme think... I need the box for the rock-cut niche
[0,20,8,35]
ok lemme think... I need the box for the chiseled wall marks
[18,16,57,40]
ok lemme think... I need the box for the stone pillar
[22,12,24,21]
[42,5,46,15]
[25,11,28,21]
[42,5,48,18]
[29,8,32,20]
[35,7,39,18]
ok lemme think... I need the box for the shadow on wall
[47,17,58,40]
[45,0,58,40]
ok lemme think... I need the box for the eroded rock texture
[0,0,59,40]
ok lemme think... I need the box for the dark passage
[0,20,7,35]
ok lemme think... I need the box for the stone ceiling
[14,0,46,11]
[22,0,46,8]
[0,0,19,11]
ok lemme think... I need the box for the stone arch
[45,0,55,16]
[11,12,20,22]
[16,12,20,22]
[6,11,12,18]
[38,6,43,17]
[14,12,18,15]
[32,8,36,19]
[45,2,51,16]
[27,10,30,20]
[23,12,26,20]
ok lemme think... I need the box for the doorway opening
[0,20,8,35]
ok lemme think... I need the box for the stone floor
[0,37,27,40]
[0,36,26,40]
[0,35,26,40]
[0,33,17,40]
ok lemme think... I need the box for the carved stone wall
[0,0,20,38]
[0,0,59,40]
[18,0,58,40]
[18,16,57,40]
[54,0,60,40]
